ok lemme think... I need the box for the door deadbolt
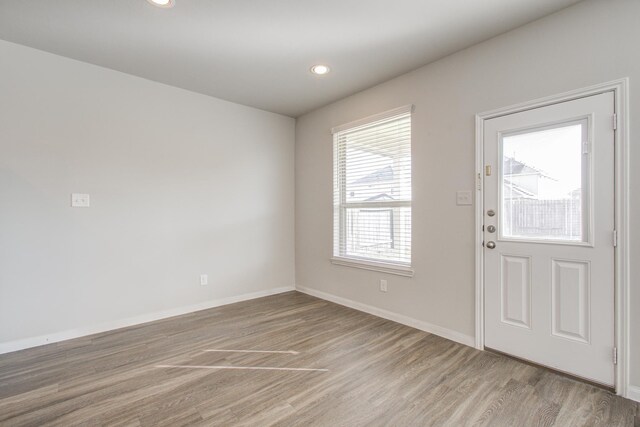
[487,209,495,217]
[486,241,496,249]
[487,225,496,233]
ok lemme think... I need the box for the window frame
[330,105,414,277]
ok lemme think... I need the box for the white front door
[483,92,615,386]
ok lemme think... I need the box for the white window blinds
[333,106,412,267]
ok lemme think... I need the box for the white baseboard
[296,285,475,347]
[627,385,640,403]
[0,286,295,355]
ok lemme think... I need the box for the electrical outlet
[200,274,208,286]
[71,193,90,208]
[380,279,388,292]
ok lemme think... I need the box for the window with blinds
[332,106,412,270]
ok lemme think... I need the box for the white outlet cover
[71,193,90,207]
[456,190,472,206]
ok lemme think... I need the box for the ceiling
[0,0,582,117]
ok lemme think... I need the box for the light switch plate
[456,190,472,206]
[71,193,90,208]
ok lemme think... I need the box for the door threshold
[485,347,615,393]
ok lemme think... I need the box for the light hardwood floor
[0,291,637,426]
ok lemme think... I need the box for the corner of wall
[295,285,475,348]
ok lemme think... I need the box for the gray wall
[295,0,639,389]
[0,39,295,347]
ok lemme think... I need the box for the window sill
[330,257,414,277]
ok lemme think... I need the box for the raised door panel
[500,255,531,329]
[551,259,590,343]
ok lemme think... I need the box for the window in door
[500,119,590,243]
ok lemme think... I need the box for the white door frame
[474,79,630,397]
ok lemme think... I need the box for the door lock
[486,241,496,249]
[487,209,495,217]
[487,225,496,233]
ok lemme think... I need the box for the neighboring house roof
[503,157,551,178]
[503,178,536,199]
[503,157,548,199]
[351,165,394,185]
[365,193,395,202]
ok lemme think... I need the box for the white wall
[0,40,295,350]
[295,0,640,392]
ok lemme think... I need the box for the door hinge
[613,347,618,365]
[613,230,618,247]
[613,114,618,130]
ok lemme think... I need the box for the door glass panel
[501,120,588,243]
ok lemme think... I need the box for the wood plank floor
[0,291,637,426]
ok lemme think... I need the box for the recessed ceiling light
[310,65,330,76]
[147,0,175,8]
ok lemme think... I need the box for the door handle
[486,241,496,249]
